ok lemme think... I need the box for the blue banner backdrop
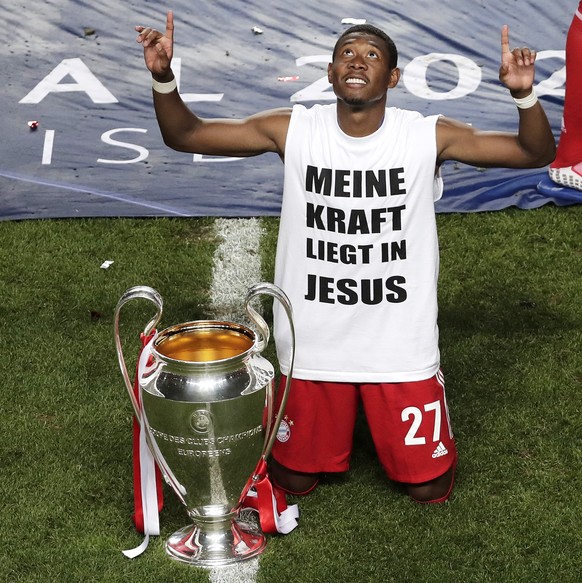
[1,0,578,220]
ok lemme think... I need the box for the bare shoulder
[436,116,475,140]
[436,115,479,162]
[246,107,293,153]
[251,106,293,120]
[249,107,293,133]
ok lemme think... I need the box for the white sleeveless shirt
[273,103,443,382]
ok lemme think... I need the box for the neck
[336,99,387,137]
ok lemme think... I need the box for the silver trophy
[114,283,295,567]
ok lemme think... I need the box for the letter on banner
[19,58,118,104]
[98,129,149,164]
[403,53,481,100]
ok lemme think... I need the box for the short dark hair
[332,24,398,70]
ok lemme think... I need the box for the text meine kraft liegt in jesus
[302,164,411,306]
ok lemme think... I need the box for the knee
[268,458,320,496]
[406,463,456,504]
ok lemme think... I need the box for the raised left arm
[437,25,555,168]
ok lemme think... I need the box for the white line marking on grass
[209,558,260,583]
[209,218,264,322]
[209,217,263,583]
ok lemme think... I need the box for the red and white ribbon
[122,332,164,559]
[240,459,300,535]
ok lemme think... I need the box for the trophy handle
[113,286,163,419]
[245,282,295,462]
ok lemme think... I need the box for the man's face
[328,33,400,106]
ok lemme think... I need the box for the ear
[327,62,333,83]
[388,67,400,89]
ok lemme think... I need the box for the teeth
[346,78,366,85]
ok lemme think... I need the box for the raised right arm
[135,11,290,158]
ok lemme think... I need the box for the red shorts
[271,371,456,484]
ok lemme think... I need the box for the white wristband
[512,89,538,109]
[152,77,177,94]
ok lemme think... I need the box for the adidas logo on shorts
[432,441,449,458]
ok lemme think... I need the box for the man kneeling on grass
[135,12,555,503]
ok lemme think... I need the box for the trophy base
[165,513,266,568]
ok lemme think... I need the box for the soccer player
[136,12,555,503]
[549,2,582,190]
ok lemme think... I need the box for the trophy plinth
[166,515,265,567]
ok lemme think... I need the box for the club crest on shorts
[276,415,293,443]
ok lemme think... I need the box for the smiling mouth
[345,77,367,85]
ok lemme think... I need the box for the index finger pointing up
[166,10,174,40]
[501,24,510,58]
